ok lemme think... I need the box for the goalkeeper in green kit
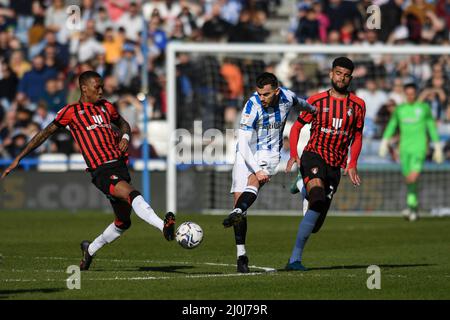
[379,83,444,221]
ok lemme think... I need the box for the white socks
[88,223,124,256]
[131,195,164,231]
[88,196,164,257]
[237,244,246,258]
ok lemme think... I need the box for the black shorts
[300,151,341,200]
[90,159,131,199]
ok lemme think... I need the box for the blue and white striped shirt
[238,87,308,154]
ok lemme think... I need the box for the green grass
[0,211,449,300]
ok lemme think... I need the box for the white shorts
[230,150,280,193]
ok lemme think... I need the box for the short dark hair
[403,82,417,91]
[332,57,354,72]
[79,71,101,87]
[256,72,279,89]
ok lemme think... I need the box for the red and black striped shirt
[298,90,366,168]
[53,100,123,170]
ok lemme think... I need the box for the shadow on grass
[277,263,435,272]
[137,265,195,273]
[135,265,224,275]
[0,288,64,299]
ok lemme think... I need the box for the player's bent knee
[115,219,131,230]
[308,186,327,214]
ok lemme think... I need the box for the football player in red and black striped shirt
[284,57,366,271]
[1,71,176,270]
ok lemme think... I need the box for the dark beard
[331,80,349,94]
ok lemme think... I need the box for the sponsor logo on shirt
[258,121,283,130]
[320,127,348,136]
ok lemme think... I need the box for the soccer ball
[175,222,203,249]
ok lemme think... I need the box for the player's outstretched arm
[1,122,59,179]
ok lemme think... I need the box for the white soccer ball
[175,221,204,249]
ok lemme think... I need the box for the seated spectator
[403,0,436,26]
[419,75,448,122]
[44,0,67,42]
[94,6,114,36]
[41,78,66,113]
[324,0,363,32]
[113,42,140,94]
[293,3,320,44]
[5,132,31,158]
[0,61,18,108]
[84,19,103,43]
[102,75,120,102]
[43,45,65,72]
[93,53,112,78]
[117,1,143,42]
[15,107,33,129]
[70,31,105,64]
[388,77,406,105]
[32,30,70,68]
[228,9,252,43]
[32,101,55,129]
[356,78,389,123]
[17,55,57,104]
[380,0,404,43]
[102,27,124,65]
[9,50,31,79]
[177,4,200,40]
[169,17,189,41]
[201,2,232,41]
[148,15,168,53]
[143,0,183,33]
[247,10,270,43]
[116,94,143,130]
[375,98,397,139]
[340,20,356,44]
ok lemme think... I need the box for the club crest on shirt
[311,167,318,175]
[323,107,329,112]
[78,110,85,115]
[347,108,353,117]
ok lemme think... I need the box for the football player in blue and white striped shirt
[223,72,316,273]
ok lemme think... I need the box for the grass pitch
[0,211,449,300]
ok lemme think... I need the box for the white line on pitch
[6,255,277,272]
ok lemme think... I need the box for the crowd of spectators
[0,0,449,164]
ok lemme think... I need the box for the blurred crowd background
[0,0,449,164]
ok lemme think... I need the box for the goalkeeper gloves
[432,142,444,164]
[378,139,389,158]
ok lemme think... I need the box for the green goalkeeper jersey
[382,101,440,154]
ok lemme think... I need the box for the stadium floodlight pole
[139,13,150,202]
[166,42,450,214]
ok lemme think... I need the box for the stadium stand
[0,0,449,172]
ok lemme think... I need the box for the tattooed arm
[113,115,131,153]
[1,122,59,179]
